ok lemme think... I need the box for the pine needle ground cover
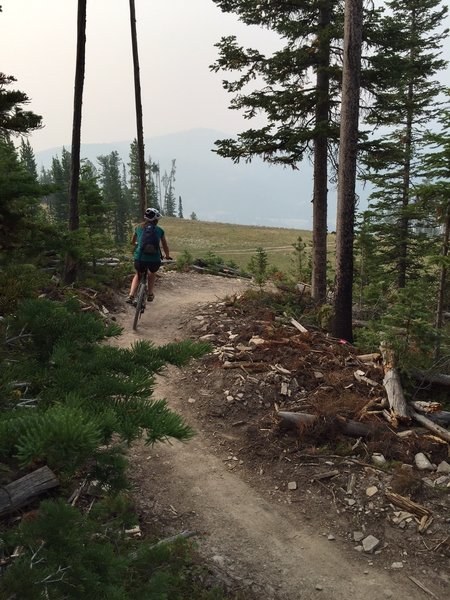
[0,298,238,599]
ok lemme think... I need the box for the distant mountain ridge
[35,128,324,229]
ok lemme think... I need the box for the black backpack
[139,223,160,258]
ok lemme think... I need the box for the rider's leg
[147,263,161,300]
[127,261,143,302]
[147,271,157,299]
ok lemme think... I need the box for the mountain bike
[132,259,174,331]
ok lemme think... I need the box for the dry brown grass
[160,216,336,273]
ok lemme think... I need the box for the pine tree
[362,0,448,290]
[178,195,184,218]
[162,160,177,216]
[211,0,348,302]
[416,96,450,358]
[19,137,38,180]
[0,136,43,258]
[78,160,110,268]
[0,73,42,137]
[128,139,141,221]
[97,151,128,244]
[48,148,71,224]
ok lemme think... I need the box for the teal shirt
[133,224,164,263]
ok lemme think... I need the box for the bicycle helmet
[144,207,161,222]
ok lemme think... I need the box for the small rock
[372,453,387,467]
[353,531,364,542]
[435,475,450,486]
[287,481,298,491]
[415,453,435,471]
[226,395,234,402]
[187,398,196,404]
[199,333,216,341]
[362,535,380,553]
[249,336,265,346]
[327,534,335,541]
[315,584,323,591]
[314,371,324,379]
[346,499,356,506]
[366,486,379,497]
[391,562,403,570]
[437,461,450,474]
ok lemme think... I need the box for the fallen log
[276,411,373,438]
[0,466,59,517]
[411,370,450,388]
[356,353,381,363]
[409,409,450,444]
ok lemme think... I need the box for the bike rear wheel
[132,282,147,330]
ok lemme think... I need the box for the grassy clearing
[159,217,336,273]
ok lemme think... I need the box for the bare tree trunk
[311,2,331,304]
[129,0,147,217]
[332,0,363,343]
[64,0,87,284]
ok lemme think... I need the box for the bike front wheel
[132,283,147,330]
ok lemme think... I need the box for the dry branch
[385,491,431,519]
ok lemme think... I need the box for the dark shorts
[134,260,161,274]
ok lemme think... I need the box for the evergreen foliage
[0,73,42,136]
[97,151,129,244]
[361,0,449,289]
[248,246,268,289]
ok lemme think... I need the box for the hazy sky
[1,0,283,152]
[2,1,450,153]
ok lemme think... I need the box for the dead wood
[409,400,442,413]
[409,409,450,444]
[411,370,450,388]
[276,411,373,438]
[382,368,409,422]
[0,466,59,517]
[385,491,431,519]
[356,353,381,363]
[290,318,308,334]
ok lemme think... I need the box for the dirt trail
[114,271,439,600]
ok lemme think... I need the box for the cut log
[0,466,59,517]
[276,411,373,438]
[409,409,450,444]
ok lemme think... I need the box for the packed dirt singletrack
[112,270,446,600]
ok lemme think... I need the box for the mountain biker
[126,208,171,304]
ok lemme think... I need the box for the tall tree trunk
[64,0,87,284]
[332,0,363,342]
[398,22,416,289]
[312,1,331,303]
[129,0,147,217]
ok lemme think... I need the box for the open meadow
[160,217,336,274]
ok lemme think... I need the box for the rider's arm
[161,235,171,260]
